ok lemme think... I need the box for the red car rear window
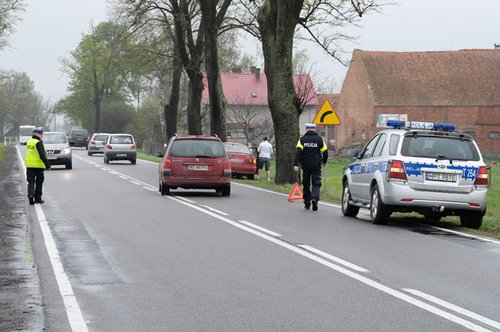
[169,139,226,158]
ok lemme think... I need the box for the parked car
[158,135,231,196]
[342,120,489,229]
[103,134,137,164]
[42,131,72,169]
[223,142,257,179]
[68,128,90,149]
[88,133,110,156]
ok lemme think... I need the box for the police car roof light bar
[386,120,455,132]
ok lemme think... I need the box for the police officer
[25,128,50,205]
[293,123,328,211]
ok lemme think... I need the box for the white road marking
[67,153,498,330]
[299,245,370,273]
[176,196,196,204]
[404,289,500,330]
[412,222,500,246]
[119,175,128,180]
[238,220,282,237]
[201,205,229,216]
[16,147,88,332]
[166,194,493,332]
[129,180,141,186]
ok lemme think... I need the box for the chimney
[495,43,500,50]
[250,66,256,73]
[255,67,261,80]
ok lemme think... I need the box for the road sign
[312,100,341,125]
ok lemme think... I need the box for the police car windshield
[401,135,480,161]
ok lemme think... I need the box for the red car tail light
[163,158,171,169]
[388,160,407,181]
[474,166,488,186]
[250,158,256,164]
[106,144,112,149]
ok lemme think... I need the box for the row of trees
[0,70,50,140]
[58,0,384,183]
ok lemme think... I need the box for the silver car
[103,134,137,165]
[43,132,73,169]
[342,121,489,229]
[88,133,110,156]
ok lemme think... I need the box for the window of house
[488,131,500,140]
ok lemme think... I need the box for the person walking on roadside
[293,123,328,211]
[257,136,273,181]
[25,128,50,205]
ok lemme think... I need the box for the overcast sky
[1,0,499,101]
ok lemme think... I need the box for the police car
[342,120,489,229]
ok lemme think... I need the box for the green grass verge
[0,144,7,164]
[137,149,161,163]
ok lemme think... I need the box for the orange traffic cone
[288,182,303,201]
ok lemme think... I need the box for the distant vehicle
[42,132,72,169]
[19,125,35,145]
[68,128,90,149]
[158,135,231,196]
[103,134,137,164]
[223,142,257,179]
[88,133,110,156]
[342,120,489,229]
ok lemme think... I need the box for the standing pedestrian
[25,128,50,205]
[257,137,273,181]
[293,123,328,211]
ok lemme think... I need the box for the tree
[199,0,232,141]
[232,0,384,183]
[61,21,135,132]
[0,0,25,49]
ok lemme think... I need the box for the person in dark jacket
[25,128,50,205]
[293,123,328,211]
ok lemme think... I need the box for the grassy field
[0,145,7,164]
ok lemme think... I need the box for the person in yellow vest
[25,128,50,205]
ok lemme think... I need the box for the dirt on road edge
[0,146,44,330]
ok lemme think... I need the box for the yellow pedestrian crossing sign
[312,99,341,125]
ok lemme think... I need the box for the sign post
[311,99,341,193]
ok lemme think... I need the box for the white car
[43,132,73,169]
[103,134,137,164]
[342,121,489,229]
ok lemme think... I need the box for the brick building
[335,49,500,158]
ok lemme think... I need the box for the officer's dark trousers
[27,168,44,200]
[302,167,321,204]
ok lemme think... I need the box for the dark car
[158,135,231,196]
[68,128,90,149]
[223,142,257,179]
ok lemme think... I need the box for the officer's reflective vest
[26,138,46,168]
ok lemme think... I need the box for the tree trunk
[258,0,304,184]
[201,0,227,141]
[186,70,203,135]
[164,41,182,140]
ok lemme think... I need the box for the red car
[223,142,257,180]
[158,135,232,196]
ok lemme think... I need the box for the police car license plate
[425,172,457,182]
[231,158,243,163]
[188,164,208,171]
[47,155,57,160]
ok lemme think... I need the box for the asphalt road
[18,146,500,331]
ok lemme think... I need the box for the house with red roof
[335,49,500,158]
[202,68,319,146]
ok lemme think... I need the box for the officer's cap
[33,127,44,134]
[305,123,316,130]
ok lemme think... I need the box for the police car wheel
[460,212,483,230]
[370,184,390,225]
[341,182,359,217]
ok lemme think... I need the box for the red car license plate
[187,164,208,171]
